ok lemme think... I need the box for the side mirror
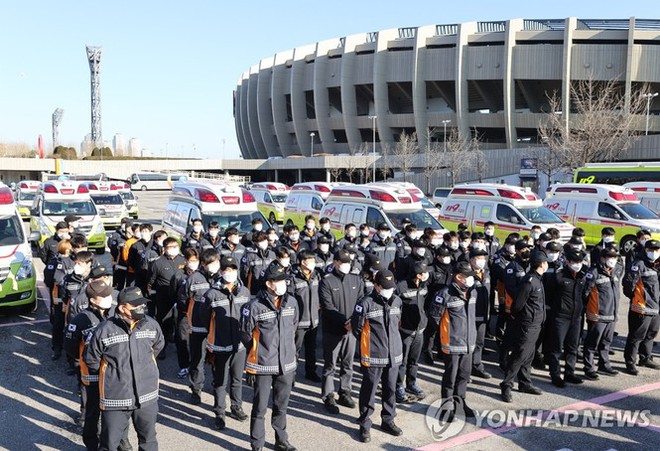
[28,231,41,243]
[30,208,38,216]
[99,208,106,216]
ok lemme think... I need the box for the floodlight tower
[86,46,103,147]
[52,108,64,149]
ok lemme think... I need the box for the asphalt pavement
[0,190,658,450]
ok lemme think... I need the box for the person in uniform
[317,217,336,249]
[314,235,334,272]
[240,265,298,451]
[171,247,200,379]
[351,270,404,443]
[241,231,277,295]
[181,218,205,253]
[589,227,616,265]
[300,215,319,250]
[129,223,153,295]
[483,221,501,263]
[220,227,247,270]
[422,247,454,364]
[200,221,223,251]
[241,217,265,248]
[469,248,492,379]
[40,221,70,264]
[112,221,135,290]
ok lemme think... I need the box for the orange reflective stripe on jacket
[360,320,371,367]
[439,309,451,354]
[631,279,647,314]
[586,286,599,322]
[246,328,260,374]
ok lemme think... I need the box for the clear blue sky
[0,1,651,159]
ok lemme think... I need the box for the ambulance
[283,182,352,229]
[15,180,41,219]
[80,182,129,229]
[0,183,40,311]
[623,182,660,215]
[319,184,448,240]
[251,182,289,224]
[368,182,441,219]
[30,180,107,253]
[113,182,139,219]
[544,183,660,253]
[162,178,269,240]
[439,183,574,243]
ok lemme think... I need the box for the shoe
[608,350,615,356]
[274,442,297,451]
[190,390,202,405]
[305,372,322,383]
[177,368,189,379]
[214,416,226,430]
[551,377,566,388]
[625,363,639,376]
[564,374,584,384]
[532,357,546,370]
[583,371,600,381]
[359,426,371,443]
[519,384,543,395]
[405,383,426,399]
[471,367,492,379]
[460,399,476,418]
[422,351,435,365]
[337,391,356,408]
[324,396,340,414]
[598,366,619,376]
[501,387,513,403]
[639,359,660,370]
[51,350,62,361]
[380,421,403,436]
[395,386,410,403]
[229,406,248,422]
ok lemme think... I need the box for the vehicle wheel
[269,213,277,225]
[96,247,106,255]
[620,235,636,255]
[435,204,442,209]
[141,185,147,191]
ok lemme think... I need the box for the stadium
[234,17,660,160]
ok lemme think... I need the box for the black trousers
[441,352,472,400]
[100,402,158,451]
[155,300,175,344]
[422,316,439,356]
[175,312,190,370]
[188,333,207,392]
[498,314,512,366]
[472,321,488,371]
[624,312,660,365]
[397,330,422,388]
[82,383,131,451]
[358,365,398,429]
[212,349,246,417]
[250,372,294,449]
[583,321,614,373]
[501,323,541,390]
[51,302,65,351]
[549,316,581,378]
[321,332,356,400]
[295,326,318,375]
[113,268,127,291]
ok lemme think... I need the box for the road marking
[418,381,660,451]
[0,318,50,328]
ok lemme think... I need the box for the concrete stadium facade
[234,17,660,159]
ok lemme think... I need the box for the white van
[320,184,448,239]
[439,183,574,243]
[15,180,41,219]
[432,187,452,208]
[251,183,289,224]
[80,182,130,229]
[283,182,352,229]
[623,182,660,215]
[368,182,441,219]
[544,183,660,252]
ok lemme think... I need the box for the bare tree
[347,143,369,184]
[391,131,418,182]
[537,76,648,172]
[329,166,342,182]
[443,128,479,185]
[421,128,444,195]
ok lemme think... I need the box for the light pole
[369,115,377,182]
[644,92,658,136]
[309,132,316,157]
[442,119,451,152]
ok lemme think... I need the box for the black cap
[117,286,148,306]
[55,221,69,231]
[317,235,331,244]
[435,246,451,257]
[263,265,288,281]
[375,270,396,289]
[601,227,616,236]
[545,241,563,252]
[454,261,477,277]
[85,280,113,299]
[601,247,619,259]
[377,222,391,231]
[412,239,426,249]
[515,240,533,250]
[565,248,586,262]
[64,214,82,223]
[221,256,238,270]
[334,249,351,264]
[89,265,113,279]
[529,250,548,265]
[645,239,660,250]
[364,254,385,272]
[121,217,132,225]
[539,232,552,242]
[401,218,412,225]
[469,248,489,258]
[412,262,429,275]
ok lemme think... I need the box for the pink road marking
[418,381,660,451]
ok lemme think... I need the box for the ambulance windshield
[517,206,562,224]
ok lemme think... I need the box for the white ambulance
[623,182,660,215]
[15,180,41,219]
[367,182,441,219]
[439,183,574,243]
[30,180,107,253]
[251,182,289,224]
[544,183,660,252]
[113,182,139,219]
[320,184,448,239]
[162,179,269,240]
[283,182,352,229]
[80,182,129,229]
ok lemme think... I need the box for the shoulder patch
[242,307,250,316]
[67,324,77,332]
[354,304,363,313]
[434,295,444,304]
[630,265,639,272]
[506,268,513,274]
[586,272,594,279]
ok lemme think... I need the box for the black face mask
[520,251,531,260]
[129,305,146,321]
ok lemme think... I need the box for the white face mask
[156,239,165,247]
[460,241,470,249]
[639,239,648,247]
[431,238,442,247]
[142,232,152,242]
[379,232,391,240]
[538,241,547,250]
[306,222,315,230]
[485,228,495,237]
[547,252,560,263]
[415,248,426,257]
[193,225,203,234]
[505,245,515,254]
[134,232,142,240]
[603,236,615,244]
[303,260,317,272]
[347,230,357,239]
[209,229,219,238]
[70,222,80,229]
[222,270,238,284]
[321,223,330,232]
[268,234,278,242]
[97,295,113,310]
[273,281,287,296]
[646,251,660,262]
[166,247,180,257]
[187,261,200,271]
[472,242,486,251]
[73,264,86,276]
[228,235,240,245]
[319,244,330,253]
[568,262,583,272]
[338,263,351,274]
[441,256,451,265]
[605,258,617,269]
[257,241,269,250]
[464,276,475,288]
[380,288,394,300]
[448,241,459,250]
[361,230,370,237]
[420,272,430,282]
[531,232,541,240]
[289,233,300,242]
[207,262,221,275]
[57,232,71,240]
[279,258,290,268]
[253,223,263,232]
[472,259,487,270]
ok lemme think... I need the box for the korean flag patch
[68,324,77,332]
[355,304,363,313]
[631,265,639,272]
[243,308,250,317]
[434,295,444,304]
[586,272,594,279]
[506,268,513,274]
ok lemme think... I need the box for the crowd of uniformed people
[42,211,660,450]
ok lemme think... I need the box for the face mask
[73,264,86,276]
[379,232,391,240]
[289,233,300,242]
[472,259,486,270]
[306,222,315,230]
[273,281,287,296]
[134,232,142,240]
[639,239,648,247]
[347,230,357,239]
[420,272,430,282]
[464,276,475,288]
[603,236,615,244]
[505,245,515,254]
[166,247,180,257]
[222,271,238,284]
[460,241,470,250]
[129,305,146,321]
[253,223,263,232]
[415,248,426,257]
[268,234,278,242]
[485,229,495,237]
[228,235,240,245]
[156,239,165,247]
[303,260,317,272]
[321,223,330,232]
[70,222,80,229]
[520,251,531,260]
[441,256,451,265]
[338,263,351,274]
[188,261,200,271]
[193,225,203,234]
[380,288,394,300]
[646,251,660,262]
[538,241,547,250]
[257,241,269,251]
[57,232,70,240]
[361,230,370,237]
[142,233,152,242]
[568,262,583,272]
[207,262,221,275]
[319,244,330,254]
[97,295,113,310]
[448,241,459,251]
[472,242,486,251]
[531,232,541,240]
[547,252,560,263]
[431,238,442,247]
[209,230,219,238]
[605,258,617,269]
[279,258,290,268]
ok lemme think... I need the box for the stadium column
[272,50,295,157]
[248,66,268,159]
[341,34,364,153]
[455,22,478,142]
[240,72,259,158]
[503,19,524,149]
[373,29,399,151]
[413,25,435,153]
[257,57,279,158]
[236,74,256,160]
[561,18,578,135]
[314,39,336,154]
[292,44,317,157]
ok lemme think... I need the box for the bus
[41,172,108,182]
[574,162,660,185]
[128,172,185,191]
